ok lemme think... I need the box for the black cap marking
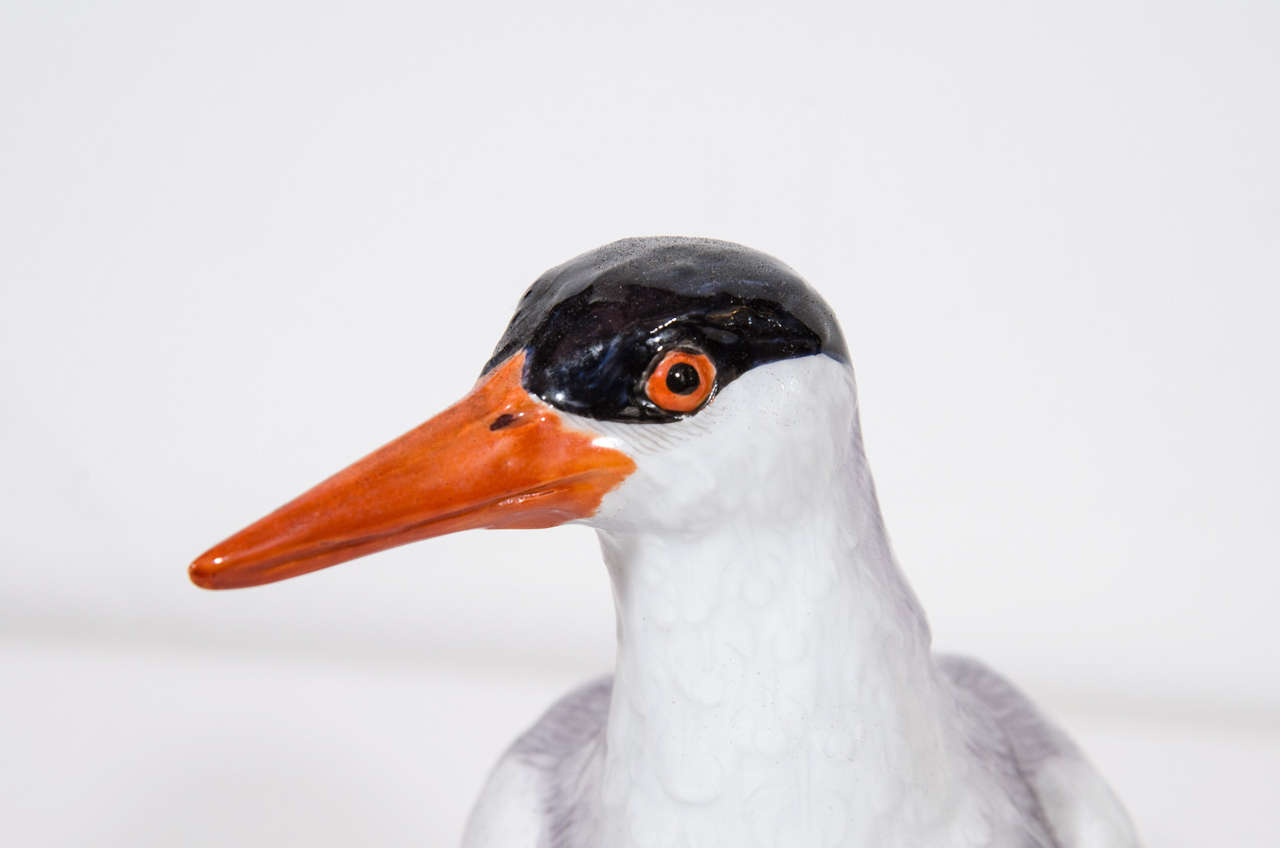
[485,237,848,423]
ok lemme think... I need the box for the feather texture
[463,357,1138,848]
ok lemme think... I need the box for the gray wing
[462,676,611,848]
[939,655,1140,848]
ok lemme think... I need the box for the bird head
[189,237,851,589]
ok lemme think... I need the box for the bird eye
[644,349,716,413]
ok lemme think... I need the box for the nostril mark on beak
[490,413,518,431]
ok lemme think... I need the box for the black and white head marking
[484,237,849,423]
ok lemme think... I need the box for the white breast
[465,357,1124,848]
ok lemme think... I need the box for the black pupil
[665,362,700,395]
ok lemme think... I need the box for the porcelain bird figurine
[191,238,1139,848]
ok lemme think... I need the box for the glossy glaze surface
[485,237,848,423]
[189,353,634,589]
[189,237,1138,848]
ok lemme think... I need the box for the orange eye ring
[644,349,716,413]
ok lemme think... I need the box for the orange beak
[189,353,635,590]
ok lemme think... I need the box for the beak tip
[188,553,223,590]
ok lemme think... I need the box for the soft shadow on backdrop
[2,2,1277,846]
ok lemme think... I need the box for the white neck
[593,438,969,846]
[569,357,996,846]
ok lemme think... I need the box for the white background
[2,1,1277,845]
